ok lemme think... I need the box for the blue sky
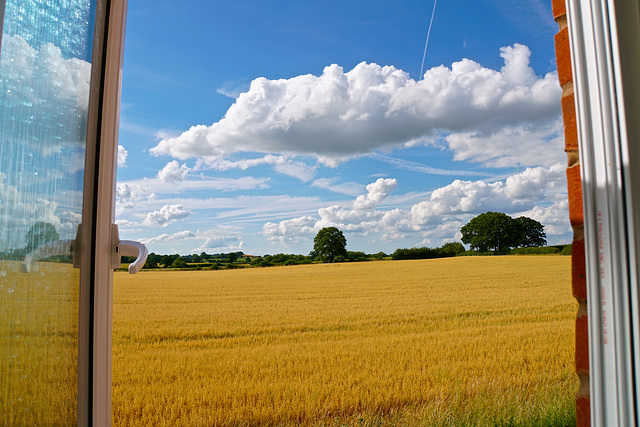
[115,0,569,256]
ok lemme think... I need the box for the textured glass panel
[0,0,95,424]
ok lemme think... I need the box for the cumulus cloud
[520,199,571,236]
[118,145,128,167]
[445,119,563,168]
[262,216,319,246]
[151,44,561,168]
[143,204,190,227]
[0,172,82,248]
[353,178,397,210]
[195,234,244,253]
[116,182,143,212]
[0,35,91,152]
[117,183,132,200]
[136,227,244,253]
[262,164,568,245]
[157,161,190,183]
[408,163,566,223]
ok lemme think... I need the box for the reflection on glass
[0,0,95,424]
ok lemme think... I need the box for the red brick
[567,165,584,227]
[572,239,587,300]
[576,394,591,427]
[562,92,578,151]
[552,0,567,19]
[576,312,589,375]
[555,28,573,87]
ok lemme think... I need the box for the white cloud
[373,154,491,177]
[0,172,82,248]
[353,178,397,210]
[445,119,563,168]
[415,220,466,248]
[311,178,364,196]
[262,164,569,246]
[118,145,128,167]
[114,194,329,232]
[140,230,197,245]
[216,79,251,99]
[135,227,244,253]
[262,216,318,246]
[503,162,566,198]
[520,199,571,237]
[117,183,132,200]
[157,161,190,183]
[196,154,316,182]
[151,44,561,168]
[0,35,91,152]
[409,163,566,223]
[0,36,91,248]
[195,234,244,253]
[116,176,271,214]
[143,204,190,227]
[143,175,270,193]
[272,160,316,182]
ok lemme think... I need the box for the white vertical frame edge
[93,0,127,425]
[78,0,128,425]
[565,0,640,425]
[607,1,640,420]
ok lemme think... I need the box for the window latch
[112,224,148,274]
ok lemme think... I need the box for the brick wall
[551,1,590,426]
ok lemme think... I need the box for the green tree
[313,227,347,263]
[461,212,546,252]
[460,212,518,253]
[439,242,466,257]
[160,254,178,268]
[171,257,188,268]
[143,252,161,269]
[25,222,59,252]
[514,216,547,247]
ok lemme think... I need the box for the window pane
[0,0,95,424]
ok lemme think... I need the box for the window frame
[78,0,128,425]
[565,0,640,424]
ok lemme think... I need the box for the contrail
[420,0,438,79]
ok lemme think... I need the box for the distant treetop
[313,227,347,263]
[460,212,546,253]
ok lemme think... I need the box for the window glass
[0,0,95,424]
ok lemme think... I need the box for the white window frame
[565,0,640,425]
[79,0,128,425]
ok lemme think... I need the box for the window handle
[116,240,148,274]
[112,224,148,274]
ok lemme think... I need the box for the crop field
[112,256,577,426]
[0,262,78,426]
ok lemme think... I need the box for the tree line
[134,250,389,270]
[0,212,566,268]
[127,212,569,271]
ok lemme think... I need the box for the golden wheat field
[0,261,78,426]
[112,256,577,427]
